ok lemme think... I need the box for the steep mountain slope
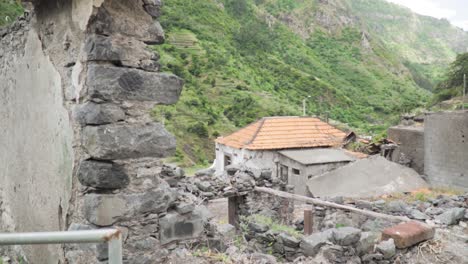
[151,0,467,166]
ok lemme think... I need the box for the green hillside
[0,0,22,27]
[151,0,466,166]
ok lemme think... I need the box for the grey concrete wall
[388,126,425,174]
[424,111,468,190]
[215,144,277,174]
[0,17,74,264]
[278,156,349,196]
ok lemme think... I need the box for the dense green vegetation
[151,0,456,166]
[433,53,468,103]
[0,0,22,27]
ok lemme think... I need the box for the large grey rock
[159,206,210,244]
[77,160,129,189]
[83,122,176,160]
[435,208,466,225]
[376,239,396,259]
[410,209,429,220]
[195,181,212,192]
[332,227,362,246]
[84,194,127,226]
[89,0,164,44]
[250,253,277,264]
[84,186,176,226]
[73,102,125,125]
[84,34,159,72]
[216,223,236,239]
[86,64,182,103]
[356,232,380,255]
[300,231,332,257]
[386,200,410,214]
[249,222,269,233]
[278,233,300,248]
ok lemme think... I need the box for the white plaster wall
[0,29,74,263]
[215,144,278,174]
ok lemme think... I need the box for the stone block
[73,102,125,125]
[159,206,209,244]
[89,0,164,44]
[376,238,396,259]
[82,122,176,160]
[300,231,332,257]
[77,160,129,189]
[126,186,178,215]
[332,227,361,246]
[381,221,435,249]
[84,194,127,226]
[435,207,465,225]
[356,232,380,255]
[84,34,159,71]
[86,64,183,103]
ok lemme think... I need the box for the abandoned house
[215,116,359,195]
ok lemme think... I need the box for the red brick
[382,221,435,249]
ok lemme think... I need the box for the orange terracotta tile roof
[216,116,347,150]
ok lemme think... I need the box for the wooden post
[228,196,240,228]
[304,209,313,235]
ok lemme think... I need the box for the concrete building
[215,116,356,195]
[387,111,468,190]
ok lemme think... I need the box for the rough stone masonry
[0,1,187,263]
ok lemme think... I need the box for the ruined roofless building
[0,0,189,263]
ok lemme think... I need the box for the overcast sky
[386,0,468,31]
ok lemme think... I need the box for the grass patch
[243,214,302,238]
[192,246,232,263]
[383,187,464,203]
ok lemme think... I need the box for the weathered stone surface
[410,209,429,220]
[83,122,176,160]
[332,227,362,246]
[279,233,300,248]
[300,231,331,257]
[84,34,159,71]
[84,186,176,227]
[175,202,195,215]
[435,208,465,225]
[217,223,236,239]
[356,232,380,255]
[126,186,178,215]
[89,0,164,44]
[87,64,183,103]
[376,239,396,259]
[382,221,435,249]
[250,253,277,264]
[84,194,127,226]
[159,206,210,244]
[249,222,269,233]
[77,160,129,189]
[196,181,212,192]
[73,102,125,125]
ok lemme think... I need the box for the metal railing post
[108,232,123,264]
[0,229,122,263]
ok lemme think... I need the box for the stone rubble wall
[0,1,193,263]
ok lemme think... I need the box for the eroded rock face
[82,122,176,160]
[73,102,125,125]
[77,160,129,189]
[86,64,183,103]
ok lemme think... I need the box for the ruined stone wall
[0,1,187,263]
[424,111,468,190]
[387,126,425,174]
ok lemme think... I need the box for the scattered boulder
[249,222,269,233]
[159,206,210,245]
[409,209,429,220]
[278,233,300,248]
[250,252,277,264]
[356,232,380,255]
[332,227,361,246]
[300,231,331,257]
[376,239,396,259]
[435,208,465,225]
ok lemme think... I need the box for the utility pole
[463,73,466,111]
[303,96,311,116]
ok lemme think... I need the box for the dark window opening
[292,168,301,175]
[280,165,289,182]
[224,154,232,168]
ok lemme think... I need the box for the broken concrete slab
[381,221,435,249]
[307,156,428,198]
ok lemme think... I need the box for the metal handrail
[0,229,122,264]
